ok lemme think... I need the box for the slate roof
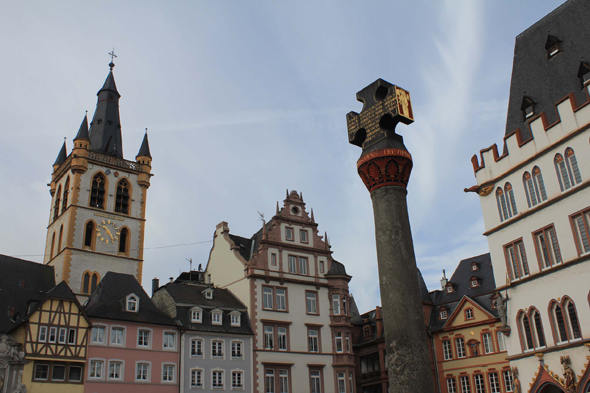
[74,114,90,141]
[53,142,67,166]
[429,253,498,331]
[228,234,253,261]
[505,0,590,142]
[0,255,55,333]
[417,269,432,303]
[136,132,151,159]
[325,260,349,276]
[88,70,124,159]
[85,272,177,327]
[157,282,253,336]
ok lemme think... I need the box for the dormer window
[577,62,590,84]
[440,310,448,320]
[191,307,203,323]
[126,294,139,312]
[446,285,454,294]
[212,310,222,326]
[471,280,479,288]
[204,288,213,300]
[230,311,241,327]
[521,97,535,119]
[465,309,474,320]
[545,34,560,58]
[471,263,478,271]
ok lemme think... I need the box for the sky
[0,0,566,314]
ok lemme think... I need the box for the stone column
[347,79,433,393]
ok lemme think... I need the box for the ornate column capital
[357,148,413,192]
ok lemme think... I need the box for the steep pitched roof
[136,132,151,159]
[505,0,590,142]
[74,114,90,141]
[325,259,349,276]
[0,255,55,333]
[85,272,177,326]
[53,141,67,166]
[88,70,124,158]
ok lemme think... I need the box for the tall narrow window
[565,148,582,185]
[503,370,514,392]
[118,228,129,254]
[62,177,70,214]
[278,327,287,351]
[280,370,289,393]
[299,257,308,275]
[115,179,130,214]
[442,340,453,360]
[332,295,341,315]
[572,210,590,255]
[489,373,500,393]
[482,333,493,354]
[276,288,286,311]
[53,186,62,220]
[535,226,562,268]
[82,272,90,294]
[553,304,569,343]
[310,370,322,393]
[474,374,485,393]
[264,326,274,350]
[265,369,275,393]
[288,256,297,273]
[523,172,538,208]
[308,329,319,353]
[263,287,273,309]
[335,332,343,352]
[496,188,509,221]
[447,378,457,393]
[532,167,547,202]
[337,373,346,393]
[522,314,534,350]
[497,331,507,351]
[84,221,95,248]
[532,310,546,348]
[91,273,99,293]
[505,240,529,280]
[50,232,56,259]
[306,292,318,314]
[90,173,106,209]
[555,154,572,191]
[58,225,64,252]
[566,300,581,339]
[455,337,465,358]
[460,375,471,393]
[505,183,518,216]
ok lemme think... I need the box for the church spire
[53,141,67,167]
[136,130,151,159]
[74,113,90,141]
[88,60,123,159]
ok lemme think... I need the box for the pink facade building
[84,272,180,393]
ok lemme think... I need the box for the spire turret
[74,113,90,141]
[136,131,152,159]
[53,141,67,167]
[88,65,123,159]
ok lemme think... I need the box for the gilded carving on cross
[347,78,413,151]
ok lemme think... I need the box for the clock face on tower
[96,220,120,244]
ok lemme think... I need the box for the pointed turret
[88,66,124,158]
[136,131,152,189]
[136,132,152,159]
[53,141,67,167]
[74,114,90,142]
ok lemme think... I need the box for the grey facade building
[152,272,254,393]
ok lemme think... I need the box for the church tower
[44,60,152,297]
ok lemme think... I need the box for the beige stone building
[205,190,356,393]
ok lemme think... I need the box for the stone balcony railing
[88,151,142,171]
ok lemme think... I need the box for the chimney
[375,306,384,338]
[169,277,174,283]
[152,278,159,296]
[440,269,448,290]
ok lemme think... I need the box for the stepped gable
[85,272,176,326]
[157,282,253,335]
[505,0,590,144]
[0,255,55,333]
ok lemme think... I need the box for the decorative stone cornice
[357,148,413,192]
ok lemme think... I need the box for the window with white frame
[108,360,123,380]
[306,291,318,314]
[38,326,47,342]
[212,339,224,358]
[163,331,176,350]
[68,328,76,345]
[110,326,125,346]
[58,327,67,344]
[504,240,530,280]
[532,166,548,202]
[49,327,57,343]
[460,375,471,393]
[572,208,590,255]
[342,296,347,315]
[535,226,562,268]
[212,310,222,326]
[505,182,517,216]
[136,362,150,382]
[91,326,106,344]
[288,255,297,273]
[310,370,322,393]
[191,338,203,357]
[447,377,457,393]
[442,340,452,360]
[137,329,151,347]
[264,326,274,350]
[465,309,474,320]
[230,312,241,327]
[191,368,203,389]
[482,332,494,353]
[212,370,224,389]
[162,363,176,383]
[231,340,243,359]
[346,333,351,352]
[299,257,308,275]
[232,370,244,389]
[348,372,354,393]
[496,331,506,351]
[34,363,49,381]
[276,288,286,311]
[337,372,346,393]
[440,310,448,320]
[278,327,288,351]
[265,369,275,393]
[474,374,485,393]
[455,337,466,358]
[335,332,343,352]
[204,288,214,299]
[89,359,104,379]
[271,253,277,266]
[126,294,138,312]
[555,149,582,192]
[503,370,514,392]
[191,307,203,323]
[263,287,274,309]
[300,229,308,243]
[332,295,341,315]
[308,329,319,353]
[489,372,500,393]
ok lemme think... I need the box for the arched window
[496,188,509,222]
[58,225,64,252]
[532,167,547,202]
[82,271,100,294]
[90,173,106,209]
[505,183,517,216]
[91,273,99,293]
[565,299,581,340]
[521,313,535,350]
[118,227,129,255]
[50,232,56,259]
[565,148,582,186]
[555,153,572,191]
[84,221,95,249]
[82,272,90,294]
[61,177,70,214]
[115,179,130,214]
[552,303,569,344]
[523,172,538,207]
[532,309,546,348]
[53,186,62,220]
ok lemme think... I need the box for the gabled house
[84,272,180,393]
[152,272,254,392]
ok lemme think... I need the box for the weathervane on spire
[108,48,117,70]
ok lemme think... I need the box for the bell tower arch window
[61,177,70,214]
[90,173,106,209]
[50,232,56,259]
[53,186,62,220]
[115,179,131,214]
[118,227,129,255]
[84,221,95,249]
[82,271,100,294]
[58,225,64,252]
